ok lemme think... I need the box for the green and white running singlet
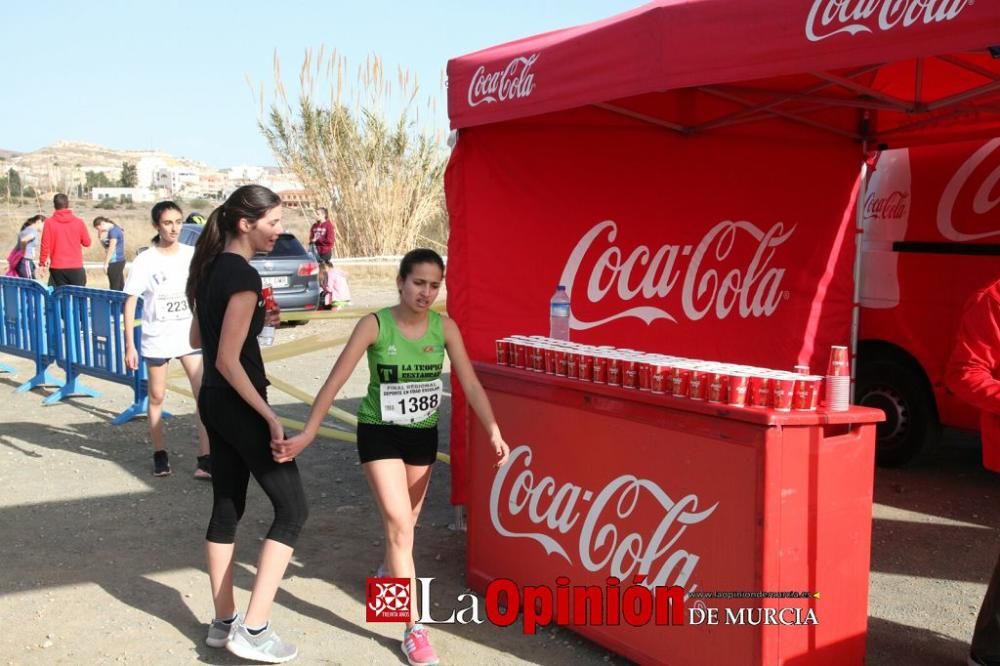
[357,308,445,428]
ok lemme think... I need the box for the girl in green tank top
[356,307,446,428]
[273,249,510,664]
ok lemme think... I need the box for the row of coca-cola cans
[496,335,824,411]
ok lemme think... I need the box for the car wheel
[856,358,939,467]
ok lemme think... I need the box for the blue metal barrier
[0,276,64,392]
[46,286,151,423]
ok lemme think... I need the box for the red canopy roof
[447,0,1000,146]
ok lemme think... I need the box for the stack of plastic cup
[825,345,851,411]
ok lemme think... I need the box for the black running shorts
[357,422,438,466]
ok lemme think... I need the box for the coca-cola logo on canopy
[557,219,795,331]
[938,139,1000,242]
[805,0,971,42]
[467,54,539,108]
[490,445,719,592]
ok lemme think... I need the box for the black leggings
[198,385,308,547]
[107,261,125,291]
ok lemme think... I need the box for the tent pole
[850,116,870,403]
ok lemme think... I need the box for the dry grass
[256,49,448,257]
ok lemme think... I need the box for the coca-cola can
[530,345,545,372]
[607,355,622,386]
[707,372,728,404]
[728,374,749,407]
[543,346,557,375]
[621,357,638,390]
[496,339,509,366]
[554,348,568,377]
[793,376,822,411]
[592,353,608,384]
[577,351,594,382]
[637,359,652,392]
[650,362,672,394]
[566,352,579,380]
[748,374,772,408]
[671,366,691,398]
[688,368,708,400]
[513,341,527,369]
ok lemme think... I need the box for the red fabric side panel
[452,115,860,369]
[445,140,471,506]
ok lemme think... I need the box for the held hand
[491,433,510,468]
[124,346,139,371]
[267,414,285,446]
[265,308,281,327]
[271,432,314,463]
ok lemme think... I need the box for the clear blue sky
[0,0,641,168]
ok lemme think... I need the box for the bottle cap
[557,284,566,290]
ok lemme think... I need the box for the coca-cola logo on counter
[863,190,909,221]
[490,445,719,592]
[557,219,795,330]
[938,138,1000,242]
[805,0,971,42]
[467,53,539,108]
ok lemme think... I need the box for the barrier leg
[110,396,171,425]
[42,376,100,405]
[14,368,65,394]
[112,394,147,425]
[0,361,14,374]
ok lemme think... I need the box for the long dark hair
[150,201,182,245]
[186,185,282,309]
[20,214,44,231]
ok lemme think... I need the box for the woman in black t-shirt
[185,185,306,663]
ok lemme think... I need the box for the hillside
[9,140,207,172]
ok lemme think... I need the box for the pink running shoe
[401,624,439,666]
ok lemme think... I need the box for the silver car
[178,223,321,312]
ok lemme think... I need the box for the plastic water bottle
[258,286,277,347]
[549,285,571,341]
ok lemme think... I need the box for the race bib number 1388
[379,380,443,424]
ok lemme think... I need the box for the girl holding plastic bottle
[272,248,509,666]
[186,185,305,663]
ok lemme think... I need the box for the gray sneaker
[226,622,298,664]
[205,613,240,648]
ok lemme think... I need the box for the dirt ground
[0,273,997,665]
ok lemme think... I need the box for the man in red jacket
[946,275,1000,666]
[39,193,91,287]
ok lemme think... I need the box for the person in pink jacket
[946,274,1000,666]
[38,193,91,286]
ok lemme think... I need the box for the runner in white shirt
[124,201,211,478]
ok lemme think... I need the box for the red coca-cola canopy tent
[443,0,1000,505]
[448,0,1000,142]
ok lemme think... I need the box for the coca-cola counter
[466,363,884,666]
